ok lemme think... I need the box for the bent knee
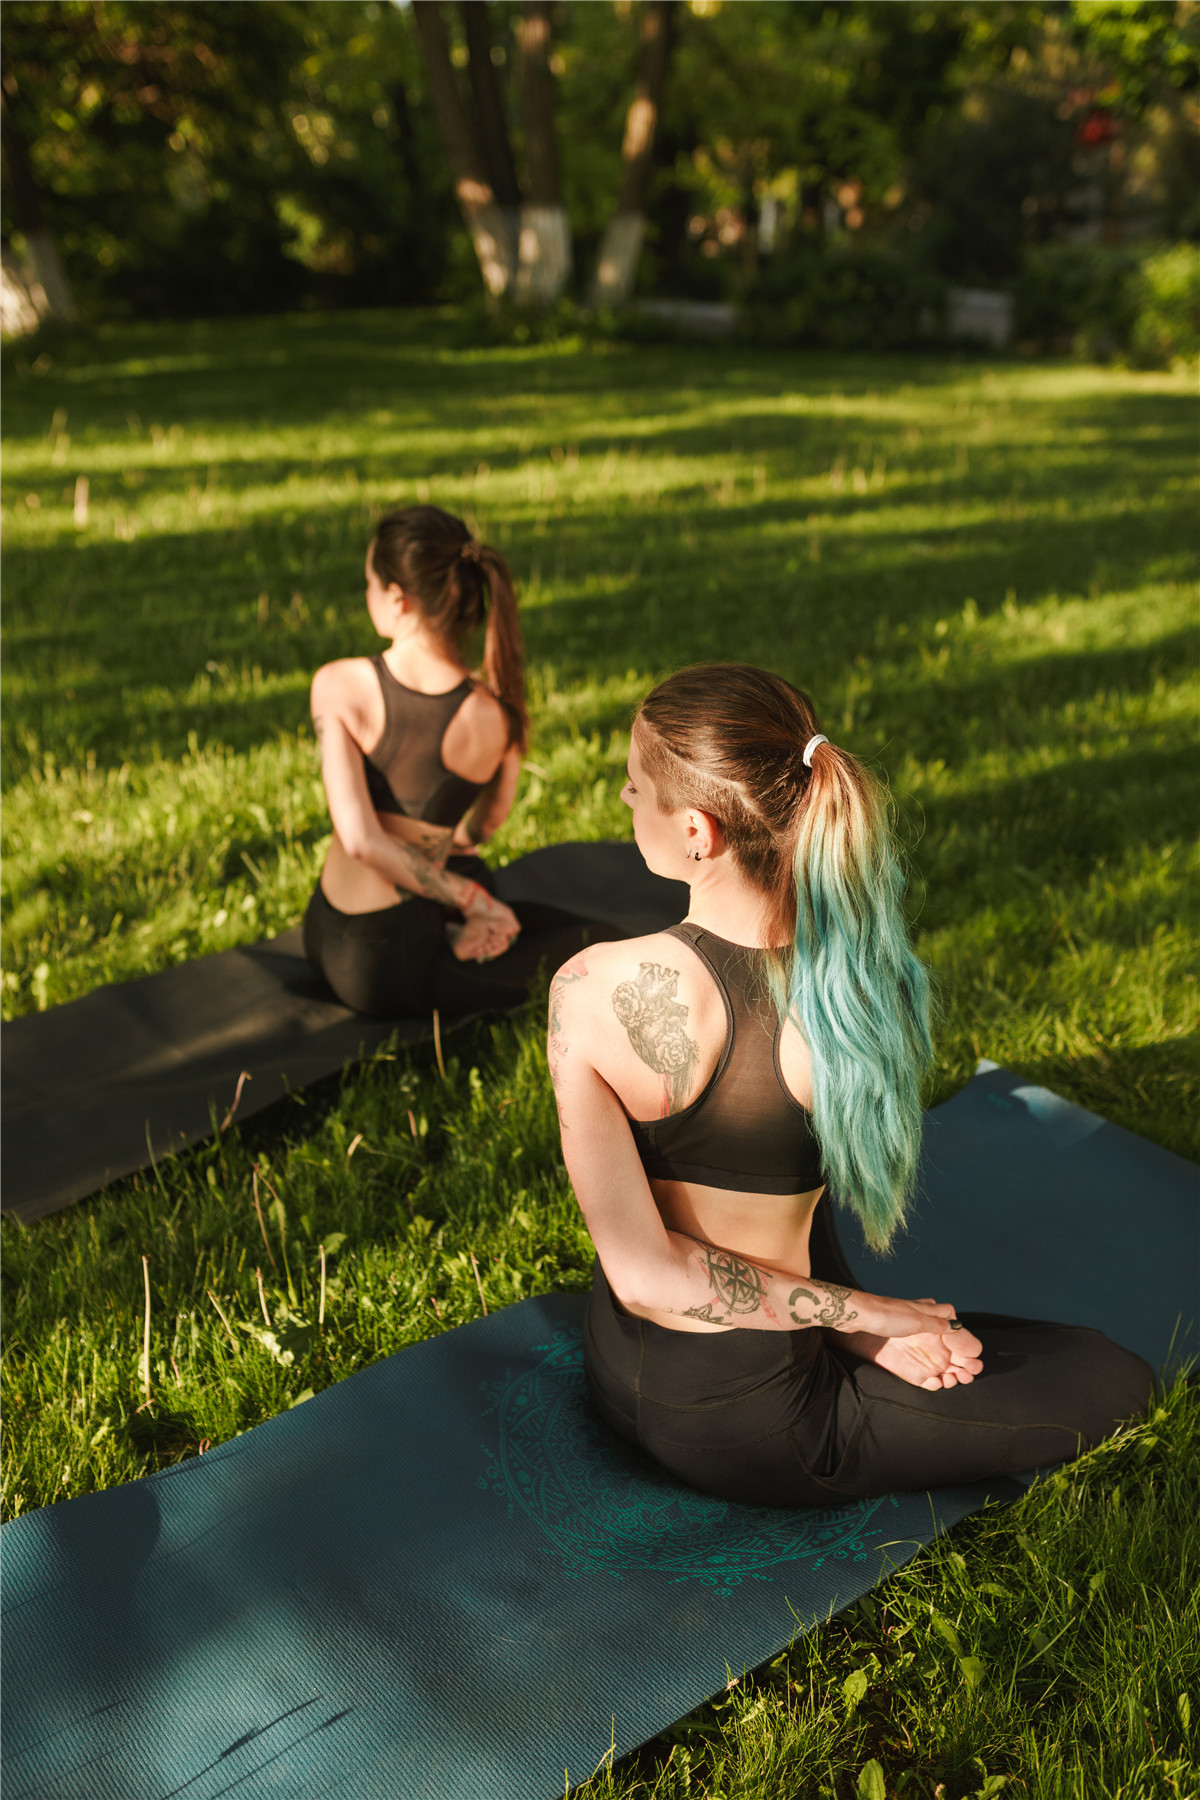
[1075,1328,1154,1439]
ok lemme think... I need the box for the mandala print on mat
[479,1328,892,1594]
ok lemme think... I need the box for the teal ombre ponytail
[636,664,933,1251]
[788,739,933,1249]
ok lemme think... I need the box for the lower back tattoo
[611,962,699,1114]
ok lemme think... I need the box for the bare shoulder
[550,931,670,992]
[460,683,509,741]
[552,930,719,999]
[548,936,654,1042]
[551,930,724,1118]
[310,656,378,711]
[442,683,509,778]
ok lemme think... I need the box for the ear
[683,809,723,862]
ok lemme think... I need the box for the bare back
[551,929,825,1332]
[312,647,515,914]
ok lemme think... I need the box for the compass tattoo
[690,1244,768,1321]
[611,962,699,1115]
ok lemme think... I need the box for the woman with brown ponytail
[306,505,593,1018]
[550,664,1152,1506]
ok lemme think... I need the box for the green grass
[2,311,1198,1798]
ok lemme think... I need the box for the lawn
[2,312,1197,1799]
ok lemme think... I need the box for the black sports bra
[362,655,490,828]
[628,923,825,1196]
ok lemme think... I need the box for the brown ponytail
[478,544,529,753]
[370,505,528,751]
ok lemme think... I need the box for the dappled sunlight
[1,732,332,1016]
[921,833,1197,1138]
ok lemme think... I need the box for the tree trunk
[515,1,571,307]
[459,3,521,210]
[458,2,523,294]
[1,238,46,335]
[410,1,516,298]
[389,79,424,201]
[0,98,75,323]
[589,0,677,309]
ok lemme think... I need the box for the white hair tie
[802,734,829,768]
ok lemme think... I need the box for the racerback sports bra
[362,654,490,828]
[628,922,825,1196]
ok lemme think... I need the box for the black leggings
[583,1203,1154,1508]
[303,858,613,1019]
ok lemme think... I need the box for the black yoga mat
[3,1069,1195,1800]
[1,842,688,1225]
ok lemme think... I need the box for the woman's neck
[682,856,775,948]
[382,619,465,688]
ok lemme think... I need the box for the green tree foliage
[1070,0,1200,117]
[913,1,1199,285]
[649,2,969,296]
[275,2,453,304]
[0,0,451,317]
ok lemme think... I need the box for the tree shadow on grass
[4,465,1193,783]
[5,310,1194,456]
[911,738,1193,914]
[872,624,1197,746]
[2,311,1007,407]
[7,385,1192,518]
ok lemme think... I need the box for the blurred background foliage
[2,0,1197,359]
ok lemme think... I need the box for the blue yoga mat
[3,1069,1196,1800]
[847,1061,1198,1378]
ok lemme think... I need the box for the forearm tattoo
[611,962,699,1115]
[392,840,464,907]
[685,1243,769,1323]
[547,959,588,1129]
[788,1282,859,1331]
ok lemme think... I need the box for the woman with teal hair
[549,664,1151,1506]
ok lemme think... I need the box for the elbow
[601,1258,659,1316]
[467,803,503,846]
[337,824,375,864]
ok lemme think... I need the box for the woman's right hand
[449,914,515,962]
[855,1291,963,1340]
